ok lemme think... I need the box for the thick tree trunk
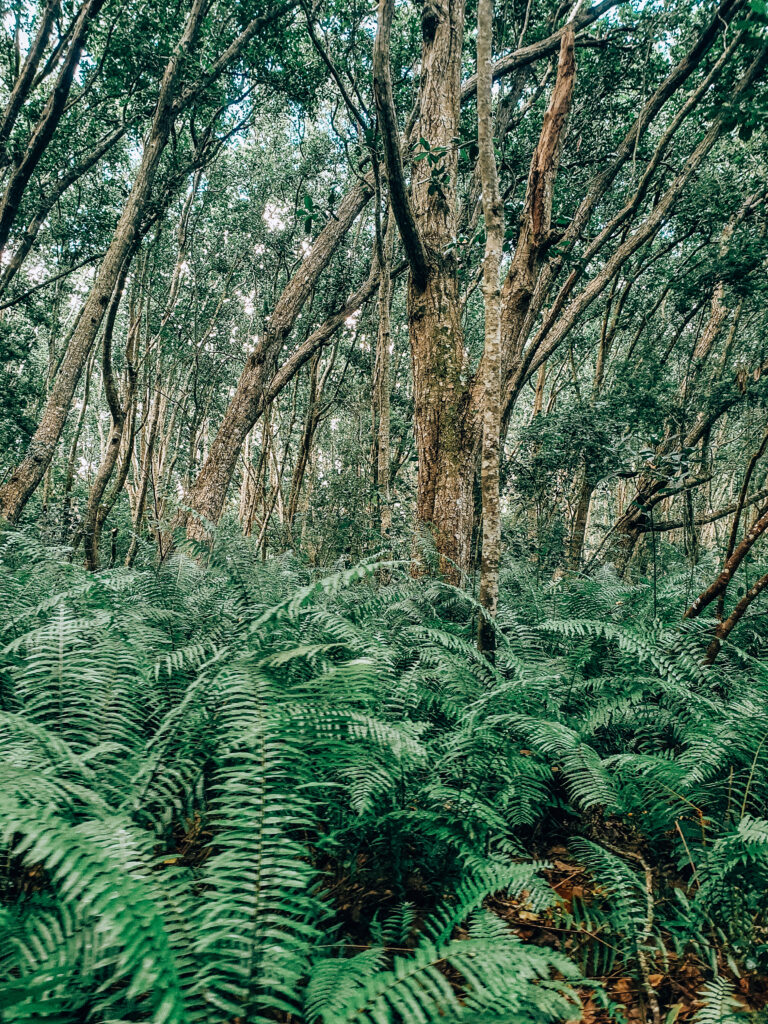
[409,2,473,580]
[409,263,473,581]
[374,0,472,579]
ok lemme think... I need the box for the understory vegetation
[2,530,768,1022]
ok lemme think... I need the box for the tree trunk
[409,263,474,580]
[125,383,162,567]
[685,501,768,621]
[60,349,95,541]
[476,0,504,654]
[374,0,472,580]
[373,215,396,551]
[705,570,768,664]
[82,268,136,570]
[497,25,576,377]
[0,0,207,523]
[0,0,106,259]
[568,471,594,571]
[286,348,334,536]
[0,0,59,166]
[0,124,126,298]
[182,178,373,539]
[716,424,768,616]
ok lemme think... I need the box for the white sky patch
[24,260,48,284]
[236,289,256,316]
[263,202,288,232]
[77,456,97,479]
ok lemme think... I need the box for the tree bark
[504,43,766,417]
[459,0,618,102]
[375,0,473,581]
[724,425,768,561]
[498,0,745,421]
[286,348,335,533]
[60,349,95,541]
[476,0,504,654]
[568,471,594,571]
[685,502,768,621]
[0,124,126,298]
[496,25,576,376]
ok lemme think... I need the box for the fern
[3,532,768,1021]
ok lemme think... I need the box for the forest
[1,0,768,1020]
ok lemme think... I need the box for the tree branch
[372,0,429,291]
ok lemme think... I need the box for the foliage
[1,530,767,1020]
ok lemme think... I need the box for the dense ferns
[1,530,767,1022]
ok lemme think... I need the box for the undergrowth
[1,529,767,1022]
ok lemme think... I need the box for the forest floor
[313,822,768,1023]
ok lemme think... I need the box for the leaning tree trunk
[181,177,373,540]
[0,0,106,260]
[705,570,768,664]
[0,0,59,166]
[0,0,206,524]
